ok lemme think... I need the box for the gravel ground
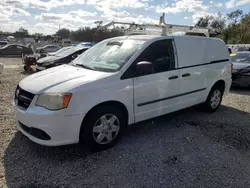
[0,58,22,66]
[1,59,250,188]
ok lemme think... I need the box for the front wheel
[204,86,223,112]
[80,105,125,151]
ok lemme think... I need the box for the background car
[47,46,72,56]
[233,46,250,52]
[36,44,60,54]
[0,44,33,57]
[36,46,89,71]
[231,52,250,87]
[0,41,8,48]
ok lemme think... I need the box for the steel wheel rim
[210,90,221,109]
[92,114,120,144]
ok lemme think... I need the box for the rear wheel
[204,85,224,112]
[80,105,125,151]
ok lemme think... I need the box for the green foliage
[227,9,243,24]
[56,28,71,39]
[14,27,29,38]
[195,16,213,27]
[196,10,250,44]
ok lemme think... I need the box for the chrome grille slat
[15,86,35,110]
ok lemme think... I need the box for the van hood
[19,65,112,94]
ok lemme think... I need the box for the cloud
[102,14,158,24]
[68,10,97,17]
[226,0,250,8]
[192,11,217,23]
[100,9,130,19]
[35,12,96,32]
[5,0,85,11]
[184,16,189,19]
[87,0,147,8]
[12,7,30,16]
[0,4,30,17]
[4,0,148,11]
[156,0,208,14]
[0,19,28,32]
[214,2,223,7]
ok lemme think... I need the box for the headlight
[36,93,72,110]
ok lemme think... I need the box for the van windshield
[71,39,145,72]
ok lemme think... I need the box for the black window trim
[121,38,176,80]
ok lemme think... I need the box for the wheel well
[212,80,225,93]
[82,101,129,126]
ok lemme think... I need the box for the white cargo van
[14,35,232,150]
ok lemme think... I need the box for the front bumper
[14,102,84,146]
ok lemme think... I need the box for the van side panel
[174,37,209,108]
[205,39,232,94]
[174,36,231,109]
[174,37,208,67]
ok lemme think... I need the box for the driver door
[5,45,19,55]
[133,39,180,122]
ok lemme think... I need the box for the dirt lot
[1,58,250,188]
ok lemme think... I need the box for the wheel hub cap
[92,114,120,144]
[210,90,221,109]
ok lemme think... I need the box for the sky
[0,0,250,34]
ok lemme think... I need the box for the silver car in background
[231,51,250,87]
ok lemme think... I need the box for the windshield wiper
[75,63,95,70]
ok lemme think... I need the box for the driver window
[136,39,175,73]
[7,45,15,49]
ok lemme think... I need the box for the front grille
[19,122,51,140]
[15,85,35,110]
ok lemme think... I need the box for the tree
[34,33,43,36]
[227,9,243,24]
[195,16,213,27]
[210,12,226,31]
[55,28,71,39]
[94,21,103,28]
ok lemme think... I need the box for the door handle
[169,75,178,80]
[182,73,191,77]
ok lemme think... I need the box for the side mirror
[136,61,154,76]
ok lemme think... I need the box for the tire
[23,65,28,71]
[203,85,224,112]
[80,105,125,152]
